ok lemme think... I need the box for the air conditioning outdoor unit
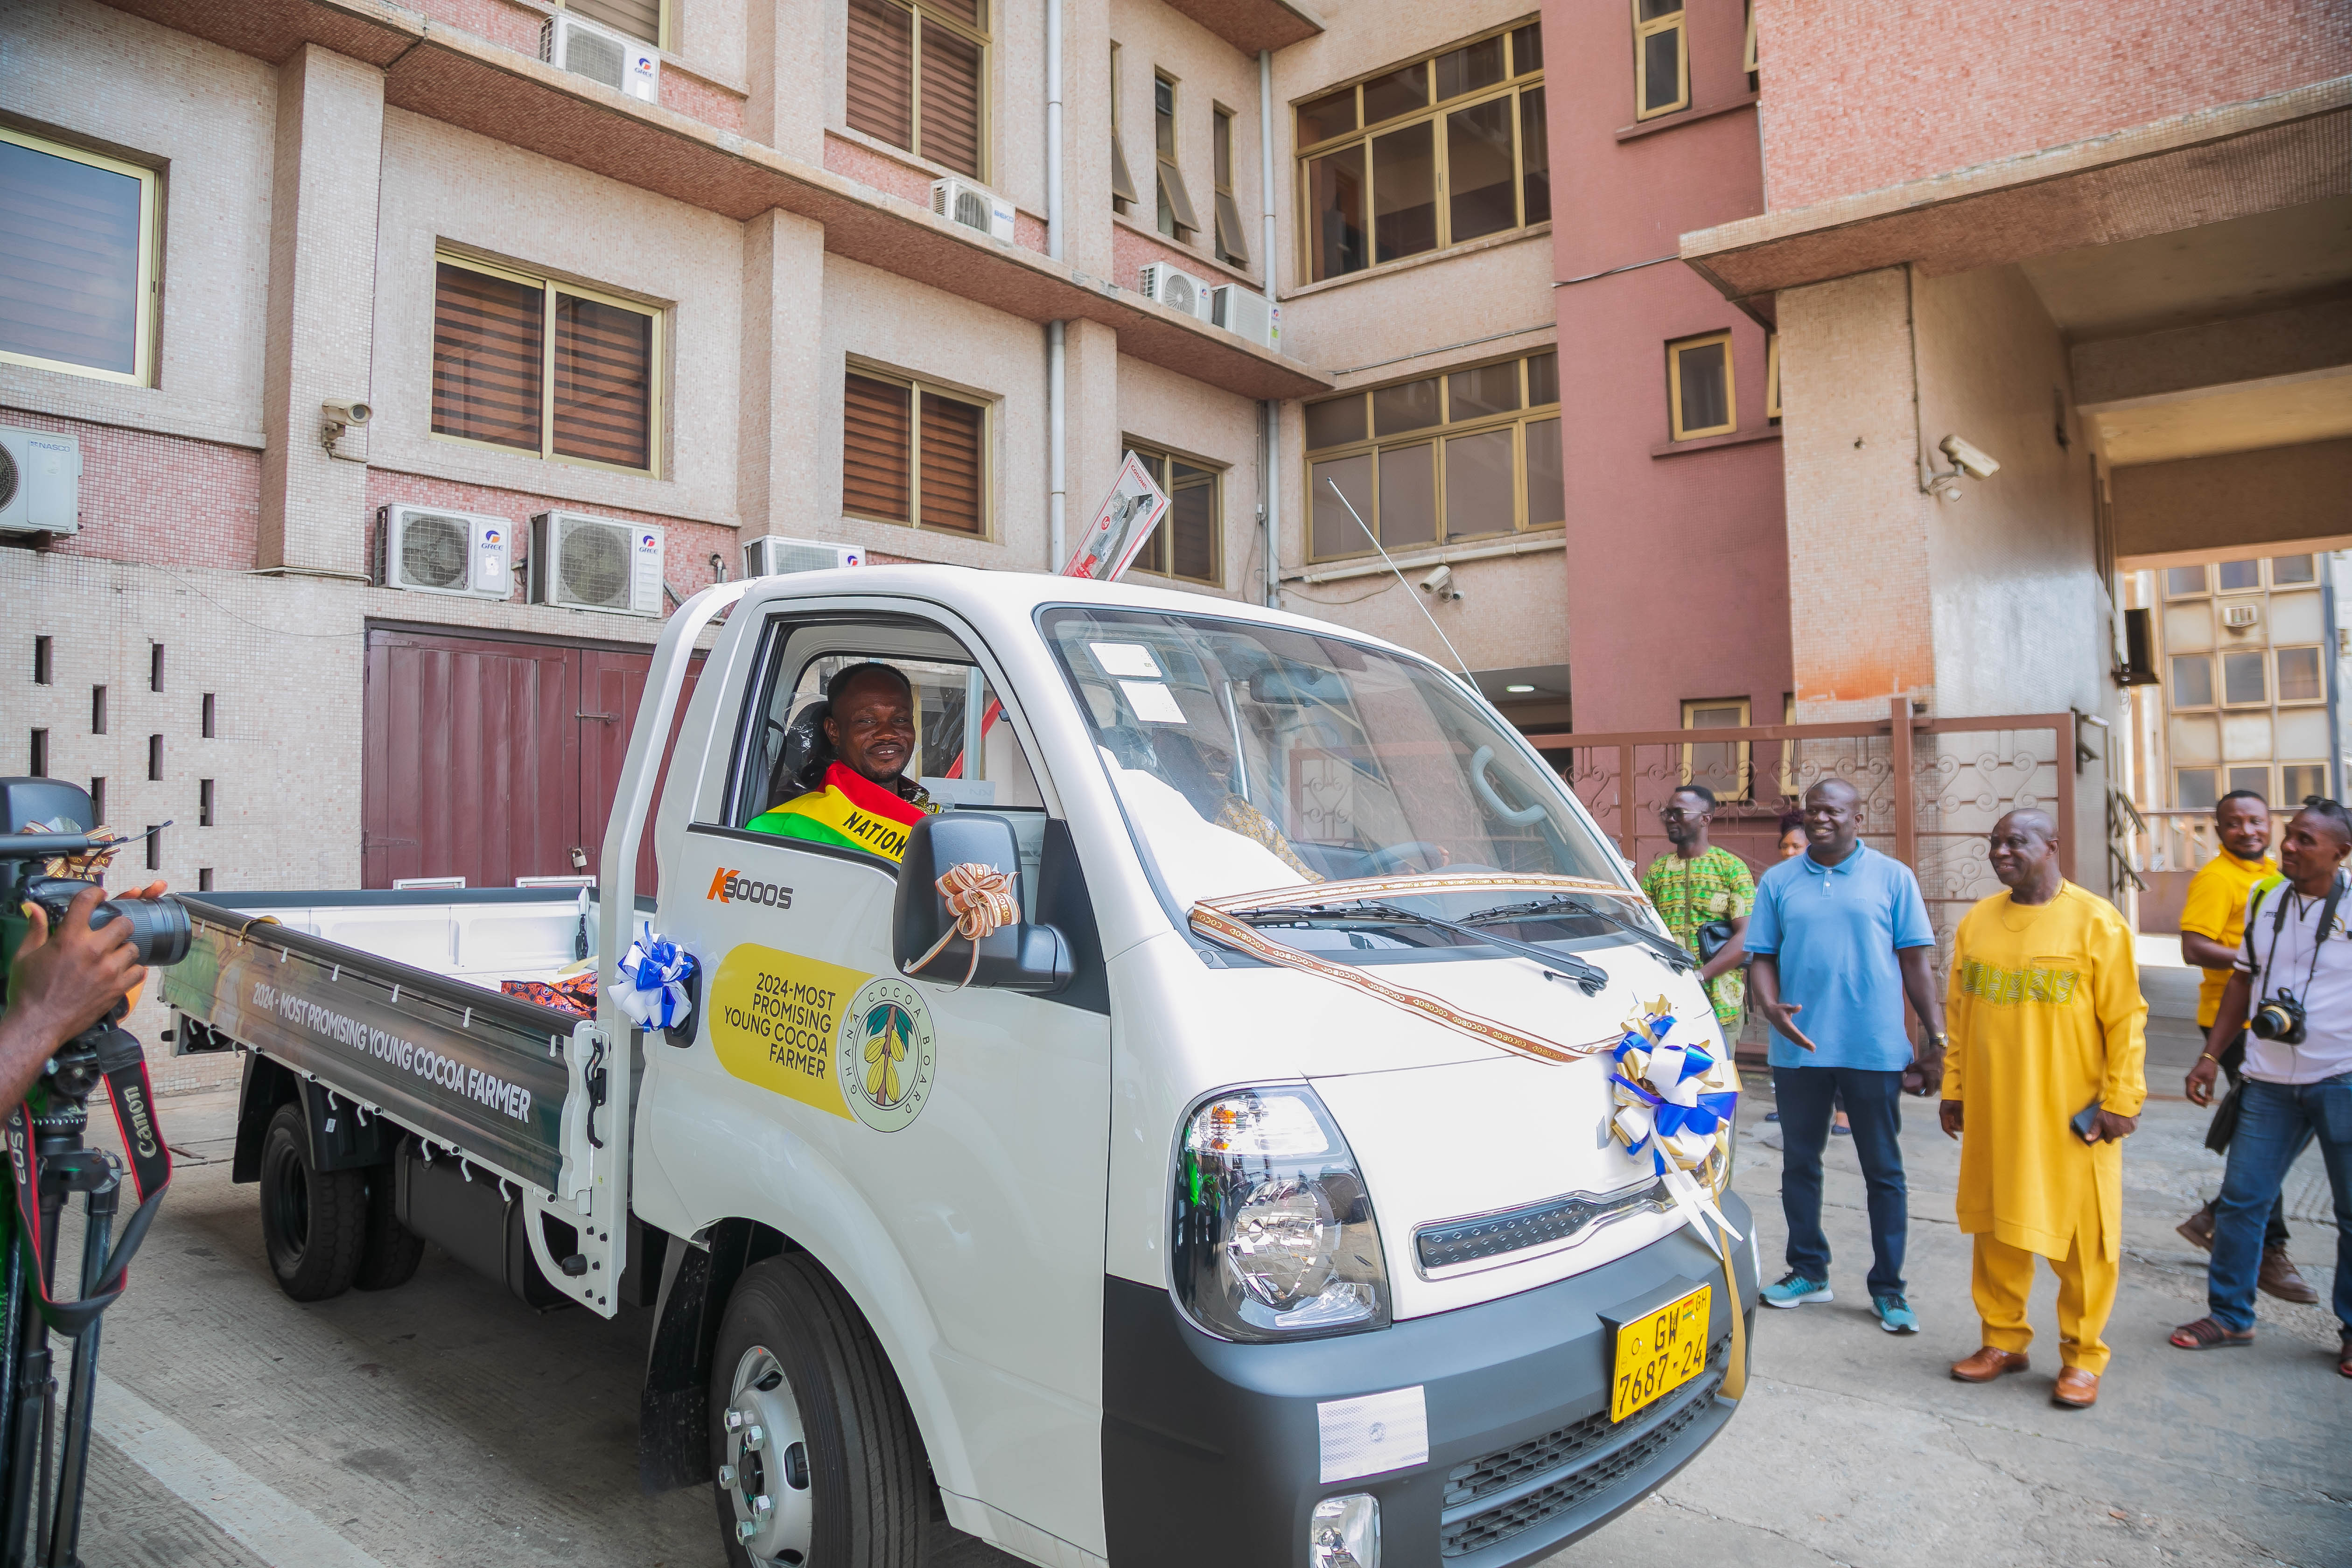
[375,505,514,599]
[743,536,864,577]
[0,426,80,535]
[1138,263,1212,321]
[530,511,665,616]
[1210,285,1281,350]
[541,13,659,103]
[930,178,1016,243]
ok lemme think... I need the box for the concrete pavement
[48,1077,2352,1568]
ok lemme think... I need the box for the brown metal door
[578,647,701,898]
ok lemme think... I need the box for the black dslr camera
[2,778,190,974]
[2249,990,2307,1046]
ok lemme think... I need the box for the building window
[2275,645,2324,704]
[1123,442,1222,585]
[431,254,661,475]
[1681,697,1750,802]
[2175,767,2218,810]
[28,730,46,778]
[1305,349,1561,560]
[2214,559,2260,592]
[1633,0,1687,119]
[846,0,988,179]
[1110,45,1137,214]
[1666,331,1734,440]
[32,637,51,686]
[562,0,665,46]
[2167,654,2214,708]
[2271,553,2317,585]
[2220,650,2267,707]
[1742,0,1758,77]
[2226,765,2270,799]
[2163,564,2209,597]
[199,777,215,827]
[1296,21,1546,284]
[842,365,989,537]
[1155,75,1198,242]
[1212,107,1249,267]
[0,127,160,386]
[2283,761,2329,802]
[1764,333,1781,422]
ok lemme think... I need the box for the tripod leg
[43,1183,112,1568]
[0,1214,58,1568]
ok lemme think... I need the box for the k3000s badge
[837,976,937,1133]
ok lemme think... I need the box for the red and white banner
[1061,453,1170,581]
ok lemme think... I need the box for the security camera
[1939,434,2000,482]
[322,399,372,428]
[1419,563,1460,599]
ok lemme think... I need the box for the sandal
[2169,1316,2254,1351]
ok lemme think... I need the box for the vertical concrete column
[1057,0,1114,281]
[748,0,826,160]
[1057,317,1121,557]
[1778,267,1936,724]
[740,209,829,541]
[258,46,384,577]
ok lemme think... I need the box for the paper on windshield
[1119,680,1188,725]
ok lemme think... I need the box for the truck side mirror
[894,814,1073,994]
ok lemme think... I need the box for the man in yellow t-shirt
[1940,810,2146,1409]
[2170,792,2313,1304]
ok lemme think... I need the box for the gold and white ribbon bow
[904,862,1019,988]
[1609,1004,1743,1258]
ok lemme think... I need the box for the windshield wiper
[1460,896,1696,975]
[1239,903,1608,996]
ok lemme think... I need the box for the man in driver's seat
[748,663,940,862]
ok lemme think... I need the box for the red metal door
[578,648,701,898]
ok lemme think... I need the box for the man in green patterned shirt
[1641,785,1757,1040]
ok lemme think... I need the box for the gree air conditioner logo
[708,868,793,910]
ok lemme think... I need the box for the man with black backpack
[2170,798,2352,1379]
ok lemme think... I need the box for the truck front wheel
[710,1254,929,1568]
[258,1104,366,1301]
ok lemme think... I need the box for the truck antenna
[1323,478,1477,689]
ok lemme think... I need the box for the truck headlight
[1173,1086,1390,1341]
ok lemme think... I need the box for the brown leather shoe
[2051,1367,2100,1408]
[2259,1246,2321,1305]
[2175,1204,2215,1252]
[1950,1346,2030,1383]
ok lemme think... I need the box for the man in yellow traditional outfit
[1940,810,2147,1409]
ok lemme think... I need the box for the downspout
[1259,47,1280,608]
[2326,553,2345,797]
[1046,0,1066,570]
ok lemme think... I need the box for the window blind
[553,292,653,469]
[432,262,544,452]
[570,0,661,43]
[0,138,144,377]
[919,393,984,534]
[846,0,915,148]
[844,373,912,521]
[919,24,984,178]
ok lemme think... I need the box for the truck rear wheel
[710,1254,929,1568]
[258,1104,366,1301]
[353,1159,425,1291]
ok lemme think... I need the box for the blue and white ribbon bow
[616,922,697,1030]
[1609,1000,1742,1256]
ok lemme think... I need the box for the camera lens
[88,896,192,967]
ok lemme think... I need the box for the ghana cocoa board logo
[836,977,936,1133]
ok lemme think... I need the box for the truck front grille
[1414,1181,1668,1272]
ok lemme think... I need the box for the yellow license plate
[1610,1285,1710,1422]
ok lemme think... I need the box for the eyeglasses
[1656,806,1702,820]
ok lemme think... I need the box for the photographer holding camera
[2170,798,2352,1378]
[1,884,153,1110]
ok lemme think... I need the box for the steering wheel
[1469,745,1547,826]
[1362,840,1450,876]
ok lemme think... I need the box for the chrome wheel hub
[723,1346,813,1565]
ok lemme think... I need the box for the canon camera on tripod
[0,777,189,1568]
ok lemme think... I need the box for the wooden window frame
[1292,17,1546,285]
[1123,438,1225,586]
[430,250,665,477]
[1110,43,1137,213]
[555,0,668,50]
[1302,349,1561,562]
[1634,0,1689,120]
[849,0,993,181]
[1155,72,1198,242]
[842,358,994,540]
[1211,105,1249,268]
[1680,696,1752,800]
[1742,1,1757,75]
[1764,332,1780,422]
[1666,330,1735,441]
[2273,644,2327,706]
[0,126,161,387]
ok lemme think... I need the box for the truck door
[642,602,1112,1561]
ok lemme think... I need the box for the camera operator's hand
[2,888,147,1109]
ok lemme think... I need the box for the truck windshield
[1039,607,1624,911]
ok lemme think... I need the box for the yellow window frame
[862,0,993,182]
[430,250,665,478]
[1764,332,1780,421]
[1123,438,1225,586]
[1680,696,1751,799]
[1666,330,1736,441]
[1634,0,1690,120]
[2273,644,2327,706]
[0,126,161,388]
[843,357,995,541]
[1742,1,1758,75]
[1110,42,1137,210]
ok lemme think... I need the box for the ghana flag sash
[748,762,929,861]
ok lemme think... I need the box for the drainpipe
[1046,0,1066,570]
[2327,553,2345,797]
[1259,47,1280,608]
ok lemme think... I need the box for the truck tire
[258,1104,366,1302]
[710,1254,929,1568]
[352,1161,425,1292]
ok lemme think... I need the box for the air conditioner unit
[1139,263,1212,321]
[531,511,665,616]
[743,536,864,577]
[374,505,515,599]
[0,426,80,535]
[541,13,659,103]
[2220,603,2260,630]
[930,177,1016,244]
[1210,285,1281,350]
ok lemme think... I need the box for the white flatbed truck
[163,567,1757,1568]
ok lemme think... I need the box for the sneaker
[1764,1110,1780,1123]
[1761,1270,1833,1309]
[1873,1293,1919,1334]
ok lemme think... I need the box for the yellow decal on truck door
[708,945,861,1120]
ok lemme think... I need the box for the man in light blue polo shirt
[1747,778,1949,1333]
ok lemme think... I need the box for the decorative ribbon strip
[1204,870,1649,919]
[1608,1002,1742,1258]
[616,921,697,1029]
[904,863,1020,989]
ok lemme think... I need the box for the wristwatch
[1925,1031,1949,1050]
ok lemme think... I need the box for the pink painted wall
[1544,0,1791,736]
[1754,0,2352,210]
[0,408,261,570]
